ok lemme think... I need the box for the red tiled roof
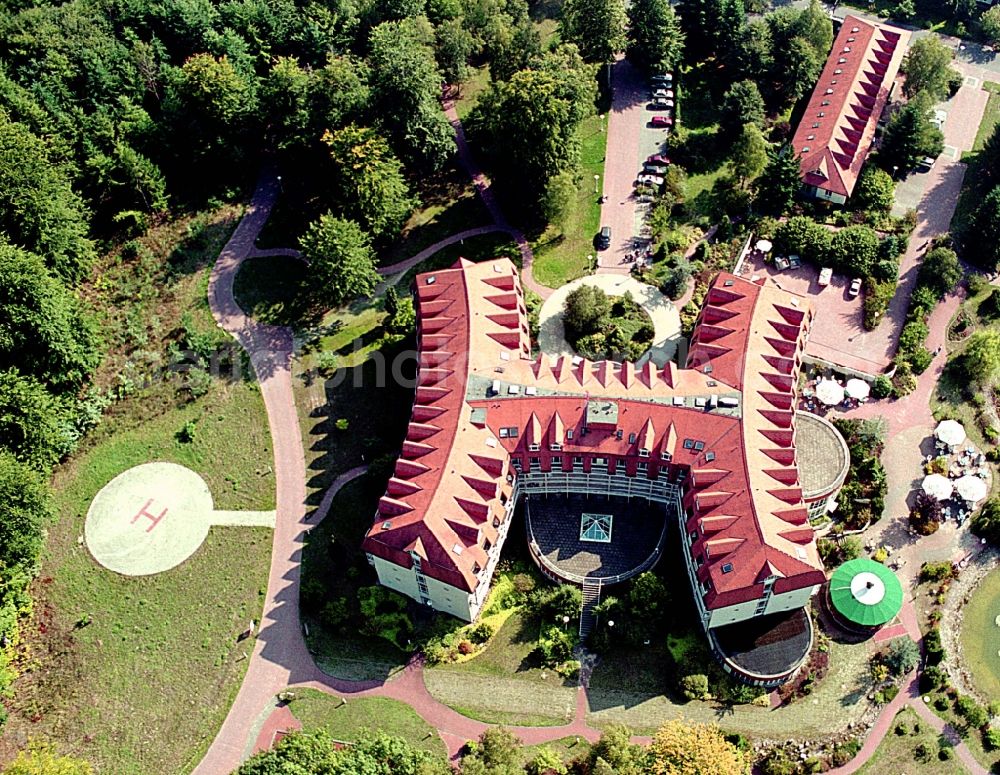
[361,260,826,610]
[790,16,910,199]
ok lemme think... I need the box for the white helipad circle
[85,462,213,576]
[850,572,886,606]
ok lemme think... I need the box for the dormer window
[615,429,623,440]
[528,443,540,452]
[473,562,482,574]
[812,123,820,128]
[639,448,650,458]
[807,134,815,141]
[661,451,672,462]
[550,442,562,451]
[838,57,847,64]
[834,69,843,75]
[821,100,830,106]
[818,112,826,117]
[825,88,833,94]
[628,432,637,444]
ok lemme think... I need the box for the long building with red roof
[791,16,910,204]
[362,258,837,685]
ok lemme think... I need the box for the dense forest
[0,0,608,717]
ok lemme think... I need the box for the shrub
[925,628,944,665]
[457,640,475,655]
[322,597,350,629]
[538,625,574,667]
[917,247,962,300]
[872,375,893,398]
[895,722,908,736]
[956,695,989,729]
[528,584,582,623]
[831,739,861,766]
[984,728,1000,751]
[938,743,954,760]
[907,347,933,374]
[885,638,920,676]
[468,621,494,644]
[898,319,929,356]
[920,665,946,692]
[910,491,942,535]
[680,673,709,700]
[864,280,896,330]
[176,420,197,443]
[512,573,536,596]
[915,742,931,761]
[316,351,339,376]
[920,561,955,582]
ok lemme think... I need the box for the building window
[683,439,694,450]
[566,429,574,440]
[573,456,583,467]
[528,443,540,452]
[639,448,650,458]
[693,441,705,451]
[580,512,613,542]
[551,456,562,467]
[628,432,637,443]
[722,562,734,574]
[550,443,562,451]
[688,530,697,544]
[512,457,522,470]
[484,538,492,551]
[661,451,672,462]
[529,457,540,470]
[637,461,648,473]
[493,516,501,528]
[593,456,607,466]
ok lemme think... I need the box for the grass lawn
[960,567,1000,702]
[454,65,492,120]
[531,112,607,288]
[932,281,1000,455]
[973,82,1000,153]
[234,254,307,326]
[855,707,964,774]
[923,689,1000,772]
[287,688,446,757]
[301,476,410,681]
[0,207,276,774]
[424,611,577,726]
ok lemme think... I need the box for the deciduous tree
[298,215,380,308]
[955,328,1000,385]
[0,242,98,392]
[563,285,611,342]
[561,0,627,63]
[917,246,962,300]
[853,166,895,213]
[323,124,415,240]
[982,5,1000,46]
[730,122,768,187]
[4,742,91,775]
[720,80,765,138]
[626,0,685,73]
[829,225,880,276]
[368,18,456,170]
[648,719,751,775]
[754,144,802,214]
[967,185,1000,271]
[902,37,956,101]
[878,97,944,175]
[0,370,67,470]
[0,451,51,575]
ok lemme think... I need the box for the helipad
[84,462,275,576]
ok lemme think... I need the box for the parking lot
[740,252,896,375]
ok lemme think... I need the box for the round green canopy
[829,558,903,627]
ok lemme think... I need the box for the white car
[932,109,947,130]
[636,174,664,187]
[818,267,833,287]
[848,277,862,298]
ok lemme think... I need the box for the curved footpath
[195,106,986,772]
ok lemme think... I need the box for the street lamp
[608,620,615,629]
[587,254,594,271]
[562,615,570,627]
[594,174,600,194]
[600,114,605,132]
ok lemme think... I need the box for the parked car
[652,88,675,99]
[647,154,671,166]
[596,226,611,250]
[650,116,673,128]
[848,277,862,298]
[650,98,673,110]
[917,156,935,172]
[774,256,790,271]
[644,163,668,175]
[818,267,833,287]
[650,73,673,85]
[788,254,801,269]
[932,109,947,130]
[636,174,664,187]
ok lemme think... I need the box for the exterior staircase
[579,577,602,639]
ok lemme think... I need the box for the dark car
[596,226,611,250]
[647,154,671,166]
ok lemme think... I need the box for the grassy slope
[289,688,446,757]
[424,612,577,726]
[531,112,608,287]
[855,707,964,775]
[973,82,1000,153]
[0,211,274,774]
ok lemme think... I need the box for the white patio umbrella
[756,239,773,253]
[955,474,989,504]
[922,473,954,501]
[935,420,967,447]
[845,378,870,400]
[816,379,845,406]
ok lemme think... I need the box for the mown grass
[855,707,964,775]
[972,82,1000,153]
[960,567,1000,705]
[395,231,521,289]
[288,688,446,757]
[455,65,492,120]
[0,206,276,774]
[424,611,577,726]
[923,689,1000,772]
[531,112,608,287]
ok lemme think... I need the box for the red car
[647,154,671,166]
[650,116,673,128]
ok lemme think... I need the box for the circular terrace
[524,493,669,584]
[796,411,851,503]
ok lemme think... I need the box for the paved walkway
[536,274,682,366]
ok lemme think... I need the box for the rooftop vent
[382,521,392,530]
[723,279,734,286]
[722,562,734,574]
[426,276,436,285]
